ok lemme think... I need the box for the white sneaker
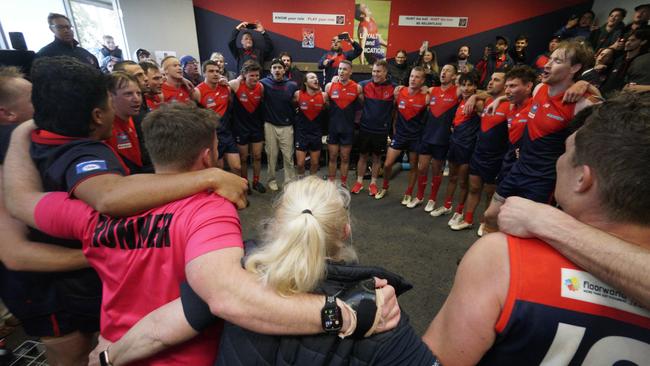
[448,212,463,227]
[477,223,485,237]
[268,180,279,191]
[406,197,423,208]
[401,195,412,205]
[424,200,436,212]
[430,206,452,217]
[451,220,473,231]
[375,189,387,199]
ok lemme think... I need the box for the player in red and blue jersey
[229,61,266,193]
[294,72,328,177]
[483,41,599,232]
[325,60,363,187]
[350,60,395,196]
[160,56,192,104]
[411,64,459,211]
[451,71,508,231]
[194,60,241,177]
[430,73,480,227]
[424,95,650,365]
[375,67,429,201]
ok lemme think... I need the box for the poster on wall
[398,15,469,28]
[155,50,176,65]
[273,12,345,25]
[353,1,391,65]
[302,28,315,48]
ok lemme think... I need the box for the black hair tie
[302,209,313,215]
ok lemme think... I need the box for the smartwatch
[321,295,343,334]
[99,349,113,366]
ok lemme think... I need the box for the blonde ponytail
[245,177,356,296]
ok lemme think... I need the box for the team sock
[253,175,259,184]
[405,185,414,196]
[417,175,427,200]
[382,180,389,190]
[429,176,442,201]
[341,175,347,185]
[444,197,452,209]
[455,204,464,214]
[465,211,474,224]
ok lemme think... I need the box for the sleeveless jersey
[422,85,458,145]
[359,79,395,134]
[450,98,480,150]
[231,82,263,134]
[196,82,231,133]
[146,93,162,111]
[295,91,326,140]
[161,82,192,104]
[106,116,142,172]
[328,80,359,135]
[500,99,532,179]
[479,236,650,365]
[515,84,581,180]
[473,97,509,163]
[395,87,427,140]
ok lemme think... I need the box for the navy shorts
[295,135,323,152]
[327,130,354,146]
[22,311,99,337]
[447,142,473,165]
[418,142,448,161]
[389,136,419,152]
[234,129,264,145]
[496,168,556,203]
[469,156,502,185]
[357,131,387,155]
[218,132,239,157]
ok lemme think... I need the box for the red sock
[253,175,259,184]
[341,175,347,185]
[444,197,452,209]
[429,176,442,200]
[328,175,335,181]
[456,204,464,214]
[417,175,427,200]
[465,211,474,224]
[382,180,389,189]
[405,185,414,196]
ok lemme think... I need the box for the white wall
[0,0,66,51]
[592,0,639,26]
[117,0,199,61]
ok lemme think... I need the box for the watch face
[322,297,342,333]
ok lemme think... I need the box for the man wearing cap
[36,13,99,68]
[135,49,152,63]
[229,21,275,73]
[318,33,363,83]
[624,4,650,36]
[181,56,202,87]
[476,36,514,88]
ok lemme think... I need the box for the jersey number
[541,323,650,365]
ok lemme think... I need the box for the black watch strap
[99,349,113,366]
[321,295,342,334]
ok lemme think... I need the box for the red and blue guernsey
[478,236,650,365]
[498,98,532,182]
[328,80,360,145]
[450,99,480,151]
[161,82,192,104]
[146,94,162,111]
[106,116,143,174]
[196,82,231,135]
[395,87,428,140]
[469,98,509,181]
[231,82,263,139]
[421,85,459,146]
[359,79,395,134]
[295,90,326,143]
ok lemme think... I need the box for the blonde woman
[91,177,437,365]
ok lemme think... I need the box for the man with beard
[181,55,202,87]
[260,59,299,191]
[279,52,304,86]
[351,60,394,196]
[454,45,474,74]
[293,72,328,177]
[193,60,241,176]
[140,61,164,111]
[229,21,275,73]
[36,13,99,68]
[476,36,513,88]
[318,33,362,83]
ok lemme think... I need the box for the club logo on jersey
[116,132,132,150]
[399,100,406,109]
[528,104,539,119]
[206,97,216,108]
[331,90,340,99]
[239,93,248,102]
[300,101,308,110]
[76,160,108,174]
[564,277,580,292]
[430,96,437,104]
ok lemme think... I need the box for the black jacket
[36,37,99,68]
[228,29,275,73]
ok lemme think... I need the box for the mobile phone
[245,23,257,29]
[338,33,349,40]
[422,40,429,49]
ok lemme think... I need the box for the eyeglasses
[50,24,73,31]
